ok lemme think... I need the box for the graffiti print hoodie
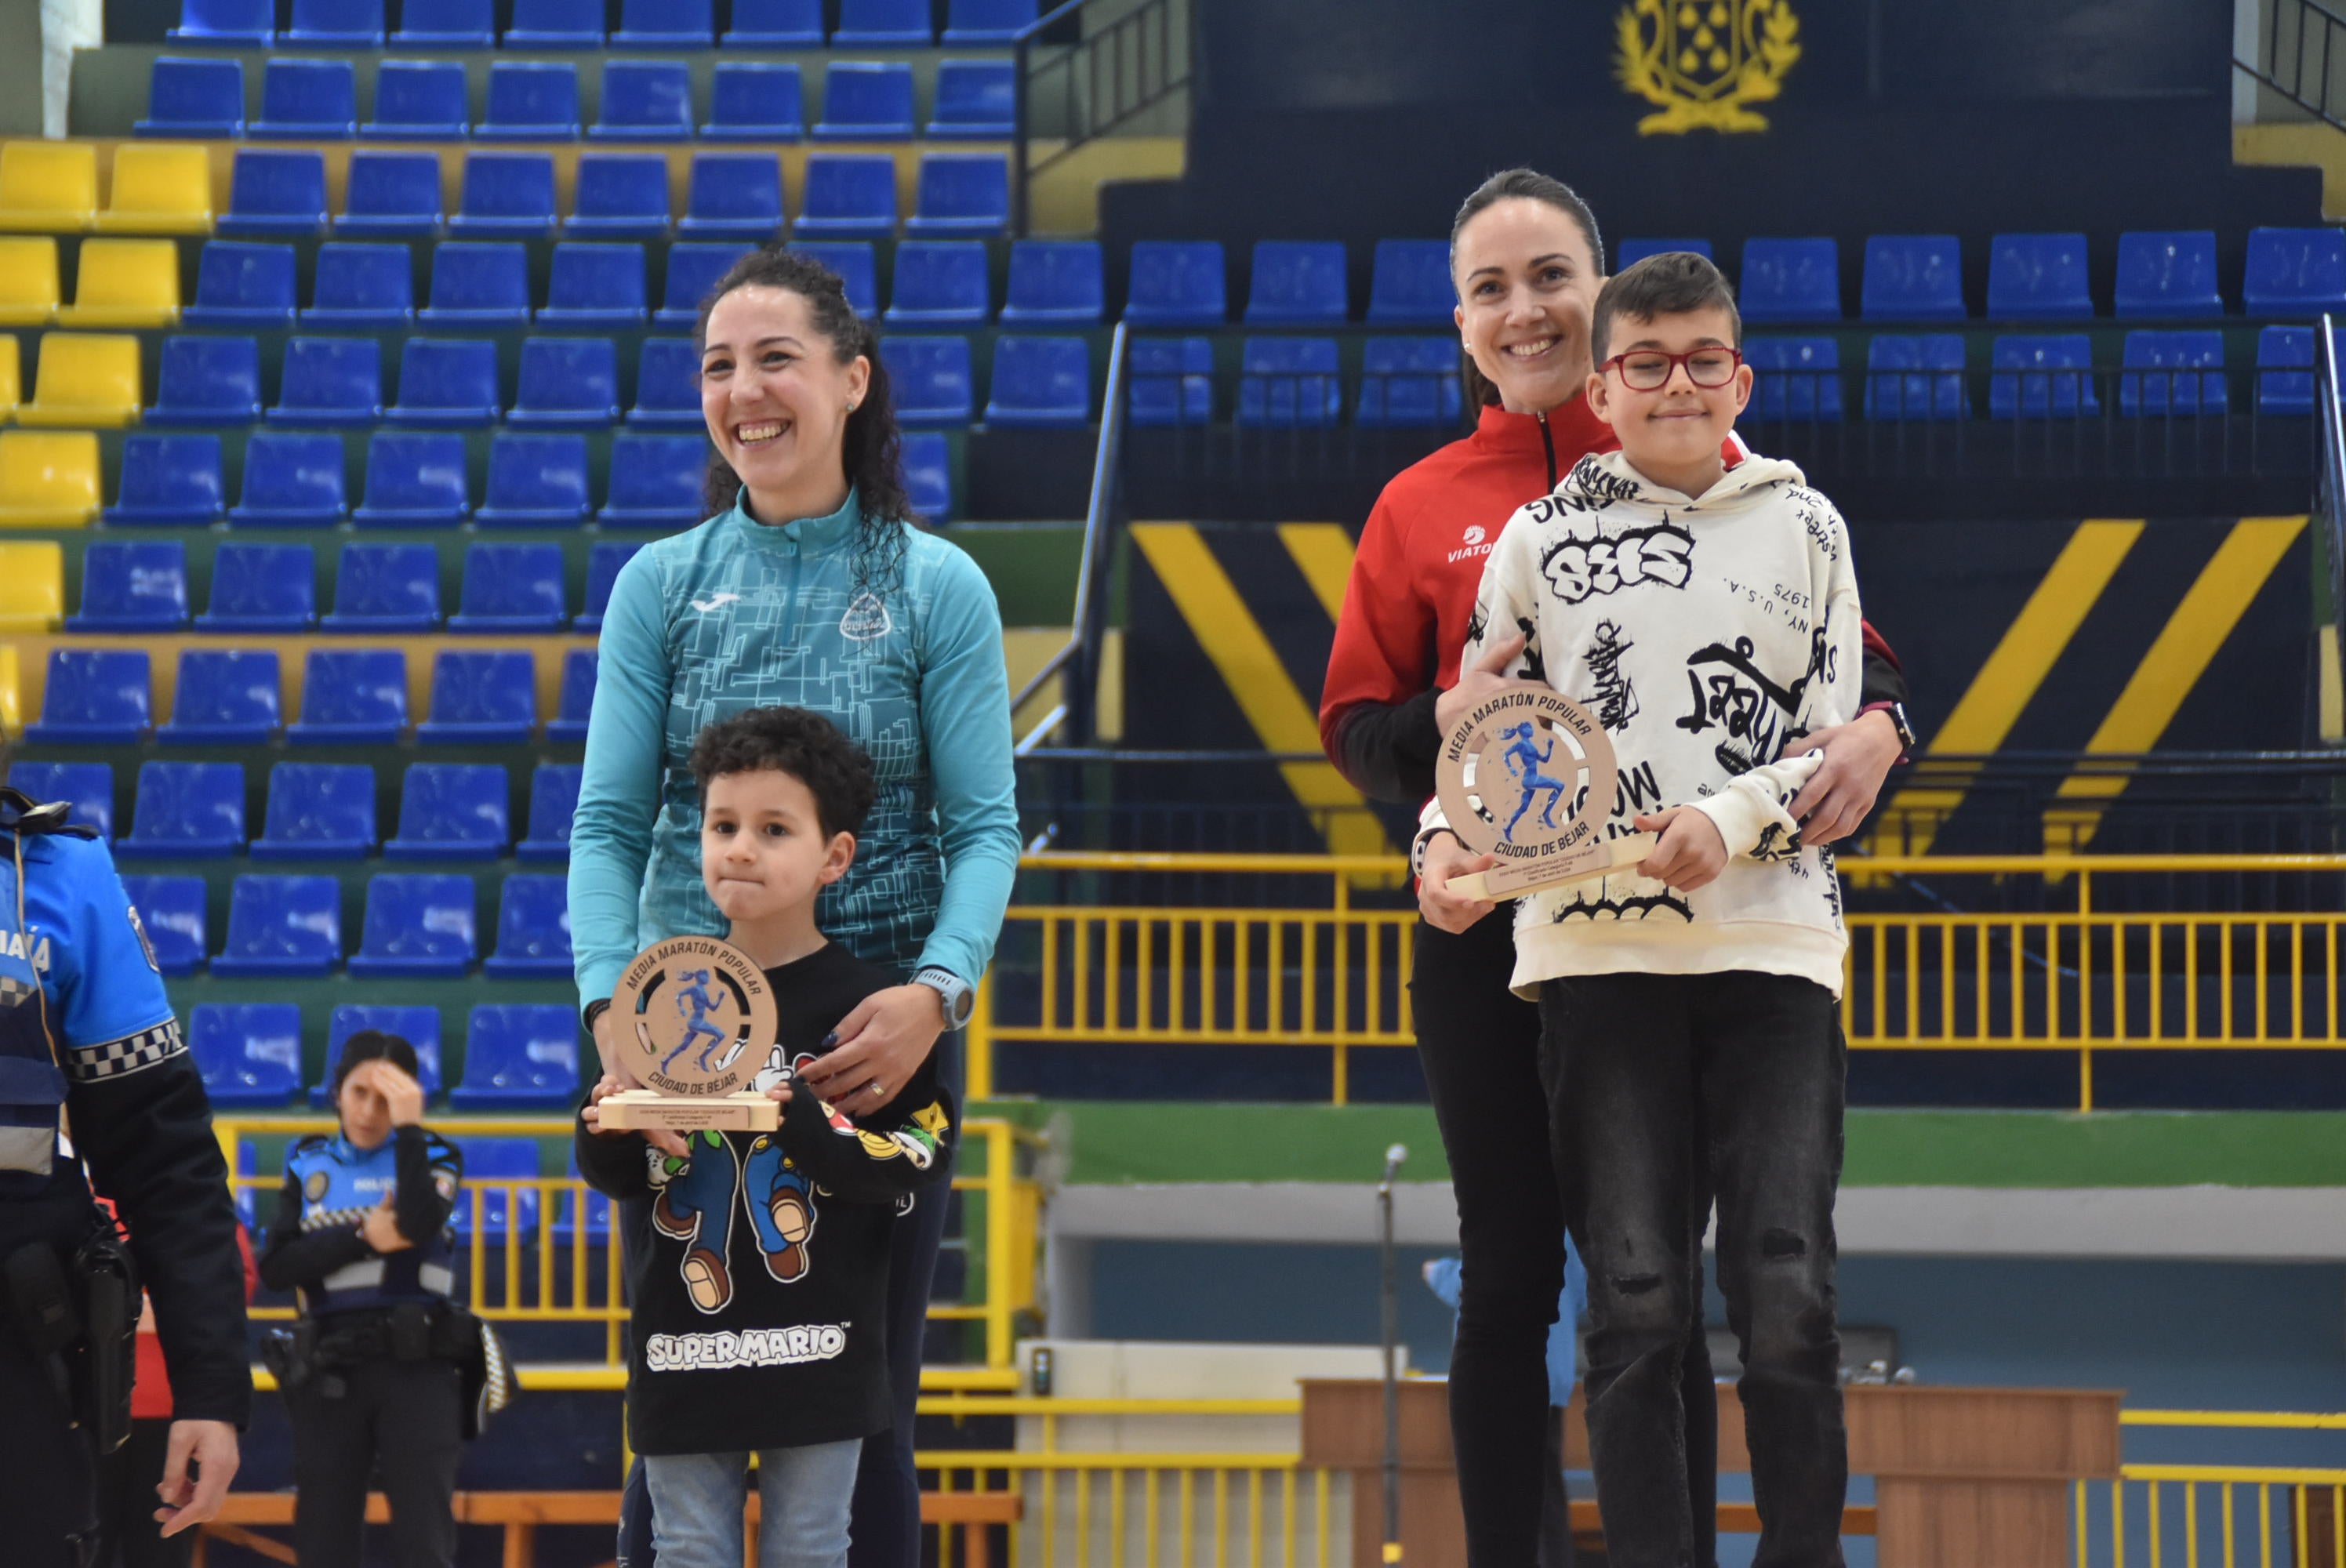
[1429,448,1865,999]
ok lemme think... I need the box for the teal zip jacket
[569,488,1021,1011]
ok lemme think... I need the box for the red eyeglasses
[1597,347,1745,390]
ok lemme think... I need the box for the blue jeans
[642,1439,864,1568]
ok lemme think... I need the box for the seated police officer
[0,782,249,1566]
[258,1032,465,1568]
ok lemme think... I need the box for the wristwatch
[1878,700,1919,754]
[913,966,975,1029]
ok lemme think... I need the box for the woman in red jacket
[1319,168,1912,1568]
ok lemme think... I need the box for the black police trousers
[289,1357,463,1568]
[0,1319,100,1568]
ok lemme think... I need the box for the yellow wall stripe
[1276,523,1357,624]
[1131,523,1392,859]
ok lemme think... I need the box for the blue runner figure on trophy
[1499,720,1578,841]
[663,968,733,1074]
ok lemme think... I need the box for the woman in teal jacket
[570,246,1021,1568]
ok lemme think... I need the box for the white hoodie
[1426,448,1865,998]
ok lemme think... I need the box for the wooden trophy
[1434,680,1658,902]
[597,935,783,1131]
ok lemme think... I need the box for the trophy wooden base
[598,1090,779,1132]
[1448,831,1661,903]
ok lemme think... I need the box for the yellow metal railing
[2079,1410,2346,1566]
[968,851,2346,1109]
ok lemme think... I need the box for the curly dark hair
[688,705,877,841]
[694,245,917,598]
[1450,168,1607,411]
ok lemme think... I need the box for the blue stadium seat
[418,651,536,743]
[1355,337,1462,426]
[252,60,357,140]
[2253,324,2340,415]
[553,1145,614,1243]
[361,60,469,141]
[503,0,601,45]
[547,648,595,742]
[120,760,244,856]
[1126,241,1227,326]
[902,430,951,519]
[1744,337,1844,423]
[70,540,190,633]
[285,0,383,45]
[450,1002,578,1099]
[478,62,579,140]
[1738,238,1840,324]
[541,245,646,325]
[628,337,702,426]
[594,60,694,141]
[576,541,644,631]
[385,339,502,427]
[139,57,245,139]
[887,241,989,325]
[656,243,753,326]
[1988,334,2101,418]
[1246,241,1349,325]
[884,336,975,426]
[252,762,376,859]
[724,0,823,44]
[1860,235,1963,322]
[2114,231,2223,319]
[680,154,786,240]
[231,433,350,527]
[704,63,805,142]
[169,0,273,44]
[161,649,281,746]
[1615,238,1713,270]
[928,60,1015,138]
[985,336,1089,426]
[567,155,671,240]
[267,337,383,427]
[834,0,930,43]
[477,434,594,525]
[120,875,205,975]
[943,0,1035,44]
[13,763,113,839]
[303,242,414,326]
[393,0,495,48]
[189,1004,303,1107]
[323,542,441,631]
[2119,330,2227,416]
[1987,233,2093,320]
[796,154,896,238]
[516,764,583,862]
[323,1007,445,1099]
[211,875,341,977]
[1127,336,1212,426]
[599,435,708,528]
[348,874,475,978]
[448,161,558,240]
[447,1137,537,1239]
[106,435,226,527]
[386,762,509,859]
[335,151,443,237]
[289,648,409,743]
[354,430,471,525]
[218,150,329,238]
[196,542,315,633]
[510,337,621,427]
[184,241,295,328]
[2244,227,2346,313]
[1876,336,1980,424]
[27,651,150,743]
[906,152,1008,237]
[146,335,262,426]
[1001,239,1103,325]
[794,241,878,317]
[1365,239,1451,325]
[615,0,713,44]
[1238,337,1341,426]
[450,543,566,633]
[815,62,917,140]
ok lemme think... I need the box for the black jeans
[1414,914,1716,1568]
[0,1323,100,1568]
[1542,971,1848,1568]
[289,1356,463,1568]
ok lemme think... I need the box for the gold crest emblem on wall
[1615,0,1802,135]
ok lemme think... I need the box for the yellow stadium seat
[0,644,20,735]
[0,142,98,232]
[0,336,20,422]
[0,238,60,327]
[95,144,214,235]
[0,542,64,632]
[0,430,100,526]
[58,238,178,327]
[16,333,140,428]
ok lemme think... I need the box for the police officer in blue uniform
[258,1031,466,1568]
[0,786,249,1566]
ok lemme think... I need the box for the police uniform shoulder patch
[432,1170,458,1203]
[304,1168,331,1204]
[124,904,159,975]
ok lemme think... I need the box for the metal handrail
[2318,311,2346,658]
[1010,0,1191,235]
[1011,321,1129,749]
[2238,0,2346,129]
